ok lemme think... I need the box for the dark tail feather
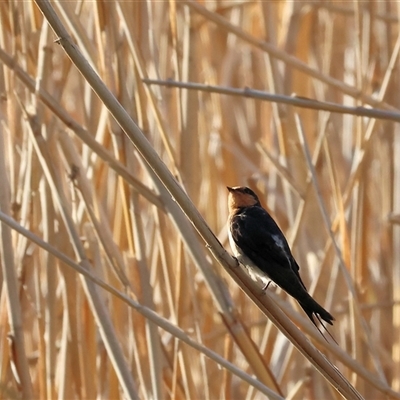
[299,296,336,343]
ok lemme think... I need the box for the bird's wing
[230,207,308,293]
[230,207,292,265]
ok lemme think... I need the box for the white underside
[228,229,271,287]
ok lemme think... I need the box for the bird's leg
[231,256,240,267]
[261,280,272,294]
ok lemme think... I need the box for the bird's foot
[231,256,240,267]
[261,281,272,295]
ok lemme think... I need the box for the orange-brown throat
[227,186,259,212]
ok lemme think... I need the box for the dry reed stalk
[0,0,399,399]
[0,211,282,399]
[0,117,34,400]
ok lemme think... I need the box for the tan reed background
[0,1,399,399]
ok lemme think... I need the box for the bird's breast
[228,225,260,269]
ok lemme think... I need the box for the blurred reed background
[0,1,399,399]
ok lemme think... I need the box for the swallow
[227,186,334,332]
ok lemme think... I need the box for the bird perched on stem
[227,186,334,335]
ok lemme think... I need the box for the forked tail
[299,295,336,342]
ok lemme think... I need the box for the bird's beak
[227,186,233,192]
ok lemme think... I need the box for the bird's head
[227,186,261,211]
